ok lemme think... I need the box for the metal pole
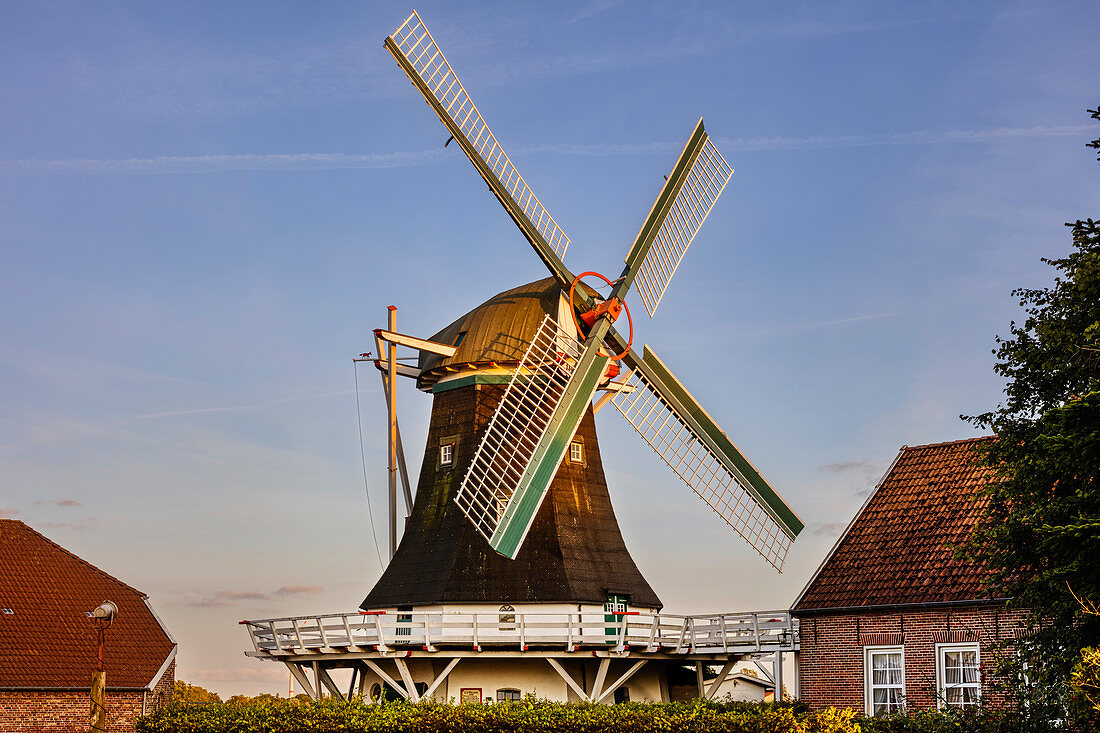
[387,305,398,559]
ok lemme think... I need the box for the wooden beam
[705,660,738,700]
[286,663,316,700]
[593,660,648,704]
[590,657,611,703]
[394,657,419,702]
[695,661,705,699]
[421,658,461,700]
[546,658,589,701]
[317,666,344,700]
[361,658,409,700]
[375,329,458,357]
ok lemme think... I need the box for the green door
[604,594,629,641]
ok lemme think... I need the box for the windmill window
[569,440,584,464]
[937,643,980,709]
[440,442,454,466]
[1,608,12,615]
[498,604,515,632]
[496,688,521,702]
[452,331,467,347]
[864,646,905,716]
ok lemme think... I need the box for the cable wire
[354,361,385,569]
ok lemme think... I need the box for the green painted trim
[384,38,579,296]
[639,346,804,538]
[613,119,708,302]
[490,321,613,558]
[431,374,513,394]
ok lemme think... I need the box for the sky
[1,0,1098,698]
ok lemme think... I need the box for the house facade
[791,438,1028,715]
[0,520,176,732]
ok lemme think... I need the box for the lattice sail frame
[634,137,733,317]
[609,369,792,570]
[389,12,570,260]
[455,315,583,544]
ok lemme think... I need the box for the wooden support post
[387,305,398,559]
[317,666,344,700]
[593,660,648,704]
[791,651,800,699]
[695,661,705,699]
[547,658,589,701]
[362,658,409,701]
[705,660,737,700]
[422,658,461,700]
[591,658,611,703]
[774,651,783,702]
[286,663,317,700]
[394,657,419,702]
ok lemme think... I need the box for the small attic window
[440,442,455,466]
[569,440,584,464]
[452,331,468,347]
[2,608,13,615]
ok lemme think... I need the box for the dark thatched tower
[361,278,660,610]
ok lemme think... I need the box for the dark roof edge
[789,446,906,611]
[0,687,157,692]
[791,598,1010,617]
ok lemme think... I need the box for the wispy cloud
[274,585,325,597]
[819,460,878,474]
[39,518,98,531]
[184,585,324,607]
[34,499,82,508]
[810,521,848,537]
[569,0,630,24]
[0,508,20,519]
[4,124,1086,176]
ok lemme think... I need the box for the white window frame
[569,440,583,464]
[937,642,981,710]
[440,442,454,466]
[864,645,905,716]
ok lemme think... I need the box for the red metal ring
[568,272,633,362]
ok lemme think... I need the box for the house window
[938,643,980,708]
[440,442,454,466]
[496,688,521,702]
[864,646,905,716]
[569,440,583,463]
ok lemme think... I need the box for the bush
[135,697,1035,733]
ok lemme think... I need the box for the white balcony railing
[242,610,797,657]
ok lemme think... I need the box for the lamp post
[89,601,118,733]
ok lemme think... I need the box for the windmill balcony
[241,609,799,658]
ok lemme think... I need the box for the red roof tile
[0,520,175,689]
[793,437,997,613]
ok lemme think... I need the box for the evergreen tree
[965,105,1100,725]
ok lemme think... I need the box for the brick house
[791,438,1028,715]
[0,520,176,732]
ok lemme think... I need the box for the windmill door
[604,594,629,642]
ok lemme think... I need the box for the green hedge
[135,698,1032,733]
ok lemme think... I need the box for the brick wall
[0,658,175,733]
[796,605,1028,713]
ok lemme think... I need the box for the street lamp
[89,601,118,733]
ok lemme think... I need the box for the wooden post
[387,305,398,559]
[89,670,107,732]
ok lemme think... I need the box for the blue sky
[1,0,1097,696]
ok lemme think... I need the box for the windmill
[378,10,803,571]
[241,11,805,705]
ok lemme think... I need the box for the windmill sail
[627,120,733,317]
[386,12,572,285]
[456,314,610,558]
[610,347,803,570]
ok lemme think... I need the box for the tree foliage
[964,106,1100,725]
[173,679,223,704]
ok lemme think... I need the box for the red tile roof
[793,437,997,613]
[0,520,175,689]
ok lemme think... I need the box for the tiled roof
[0,520,175,689]
[793,437,997,613]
